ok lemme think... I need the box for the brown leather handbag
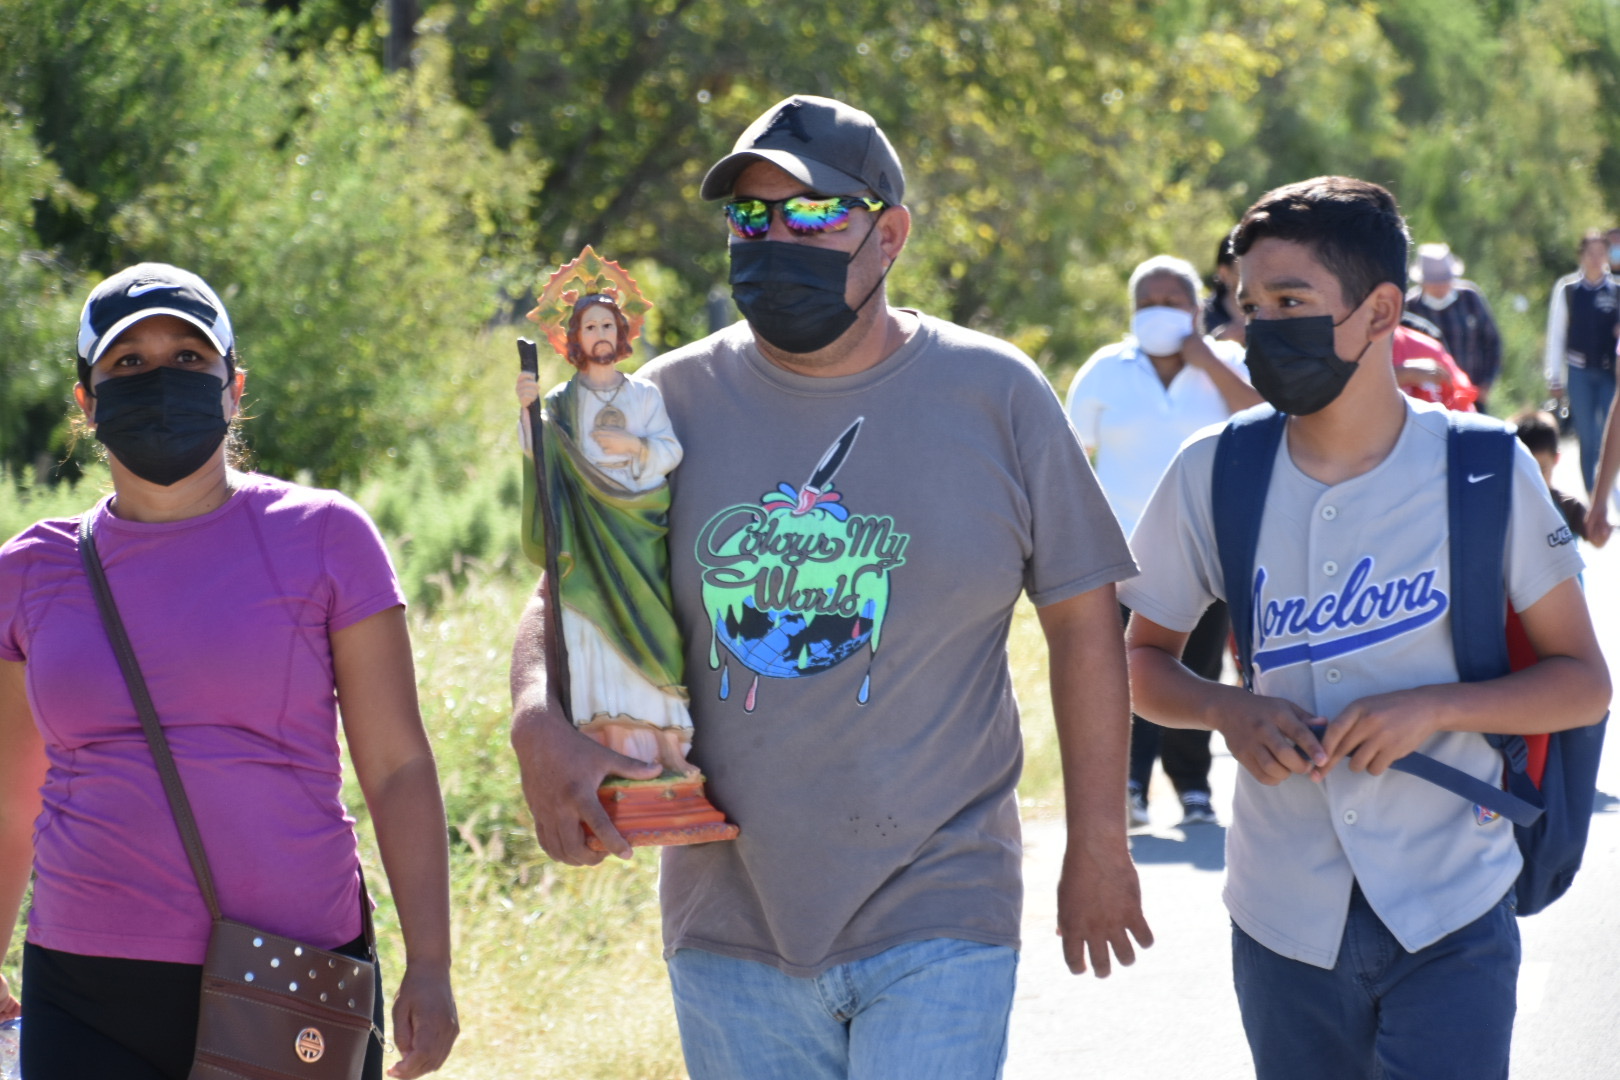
[80,515,382,1079]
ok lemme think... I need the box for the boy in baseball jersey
[1122,177,1610,1080]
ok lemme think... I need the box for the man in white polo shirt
[1066,255,1258,828]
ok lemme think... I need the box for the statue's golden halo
[526,245,653,358]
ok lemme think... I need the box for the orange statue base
[585,773,740,851]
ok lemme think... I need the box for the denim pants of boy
[1232,885,1519,1080]
[668,937,1018,1080]
[1565,363,1616,493]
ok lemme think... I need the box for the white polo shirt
[1120,398,1583,968]
[1065,336,1249,537]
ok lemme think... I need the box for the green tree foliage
[0,114,83,477]
[264,0,378,56]
[434,0,1618,389]
[439,0,1277,360]
[1560,0,1620,205]
[1199,2,1406,198]
[1394,7,1608,402]
[0,0,534,485]
[112,35,537,484]
[2,0,1619,491]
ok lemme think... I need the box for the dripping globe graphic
[696,419,910,712]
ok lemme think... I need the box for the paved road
[1008,446,1620,1078]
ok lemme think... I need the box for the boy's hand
[0,970,18,1020]
[1585,501,1612,548]
[1214,695,1327,784]
[516,371,540,408]
[1319,687,1443,776]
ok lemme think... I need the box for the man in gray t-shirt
[511,95,1151,1079]
[1124,177,1609,1080]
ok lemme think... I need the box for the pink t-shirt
[0,473,405,964]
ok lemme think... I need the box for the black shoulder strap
[1212,403,1287,690]
[1446,411,1532,776]
[1381,412,1537,824]
[78,513,224,921]
[1446,412,1516,682]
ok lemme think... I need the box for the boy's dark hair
[1513,409,1561,459]
[1228,176,1411,310]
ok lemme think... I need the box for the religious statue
[516,247,736,847]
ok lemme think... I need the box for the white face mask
[1131,306,1196,356]
[1421,287,1459,311]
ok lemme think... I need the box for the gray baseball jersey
[1120,397,1582,968]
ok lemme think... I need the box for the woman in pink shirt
[0,265,458,1079]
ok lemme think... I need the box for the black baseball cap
[77,263,234,365]
[700,95,905,205]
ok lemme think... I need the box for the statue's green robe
[521,379,686,696]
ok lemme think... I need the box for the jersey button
[1343,810,1358,825]
[1325,668,1343,684]
[1323,560,1339,576]
[1321,505,1338,521]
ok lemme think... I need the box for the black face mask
[728,224,890,355]
[1244,313,1370,415]
[92,367,229,486]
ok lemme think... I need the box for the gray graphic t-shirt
[640,314,1135,975]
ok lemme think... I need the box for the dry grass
[351,568,685,1079]
[1009,597,1065,816]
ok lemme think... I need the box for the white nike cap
[77,262,235,365]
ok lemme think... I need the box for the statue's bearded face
[577,304,619,364]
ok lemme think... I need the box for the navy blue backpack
[1211,404,1607,915]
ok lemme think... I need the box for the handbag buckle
[295,1027,326,1063]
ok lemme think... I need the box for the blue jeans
[1232,886,1519,1080]
[1565,364,1616,493]
[668,938,1018,1080]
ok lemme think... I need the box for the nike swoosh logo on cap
[1468,473,1495,483]
[126,281,171,297]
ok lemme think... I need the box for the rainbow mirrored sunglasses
[723,195,887,239]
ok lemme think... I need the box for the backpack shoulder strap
[1379,412,1539,825]
[1212,403,1287,691]
[1446,411,1516,683]
[1446,412,1532,777]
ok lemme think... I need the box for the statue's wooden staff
[517,336,572,721]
